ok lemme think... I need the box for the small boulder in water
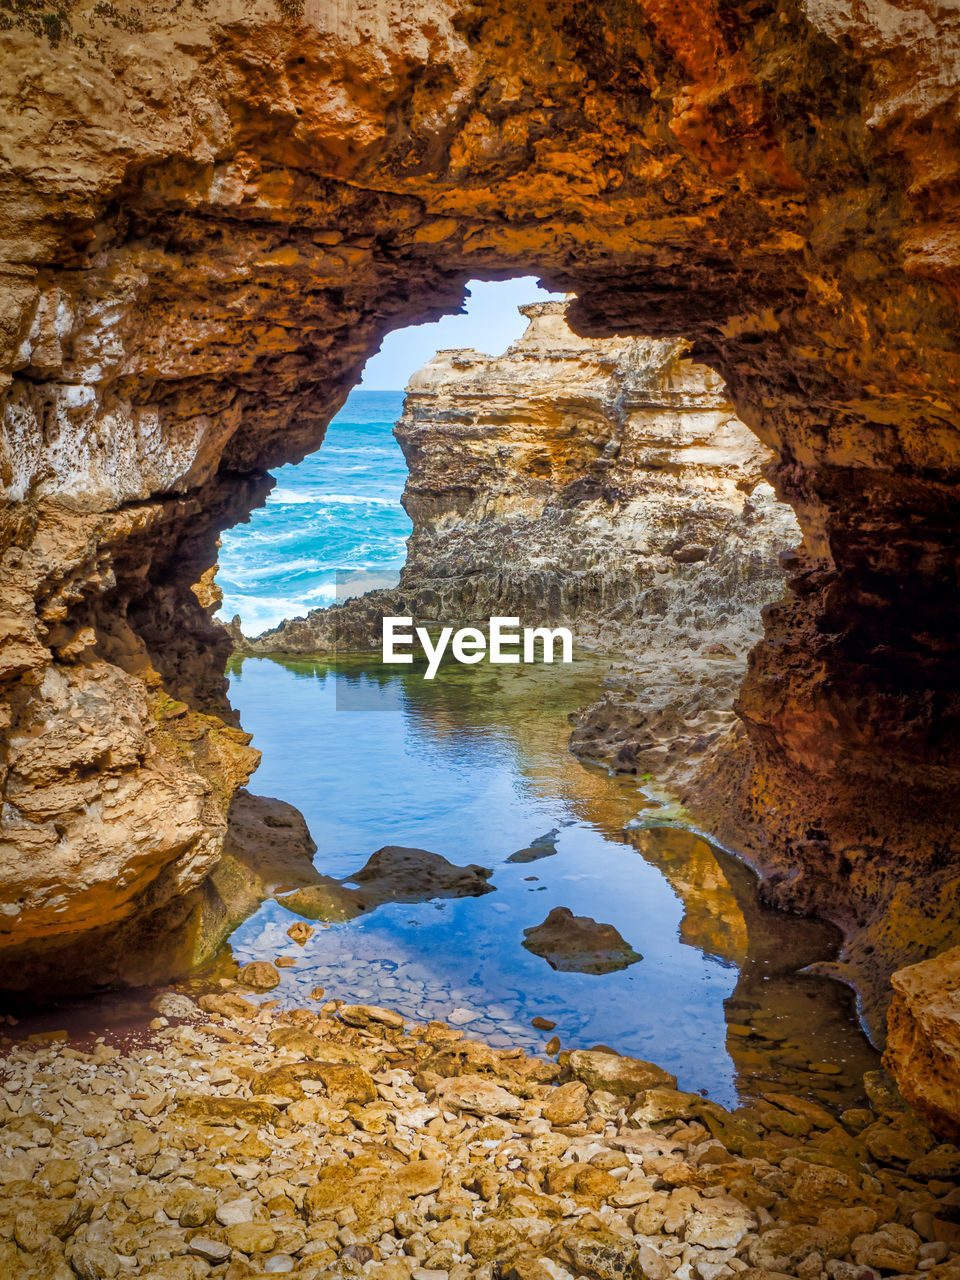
[287,920,314,945]
[278,845,494,922]
[237,961,281,990]
[522,906,642,974]
[507,828,560,864]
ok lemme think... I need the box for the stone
[279,846,494,923]
[188,1237,232,1263]
[436,1073,524,1117]
[532,1017,557,1031]
[852,1226,922,1273]
[468,1221,523,1260]
[314,1062,377,1105]
[630,1087,700,1124]
[215,1198,256,1227]
[177,1194,214,1227]
[449,1007,478,1025]
[263,1254,297,1272]
[560,1229,642,1280]
[522,908,642,974]
[542,1081,589,1126]
[225,1222,278,1254]
[237,961,281,990]
[177,1096,280,1126]
[393,1160,444,1196]
[864,1123,916,1164]
[66,1245,120,1279]
[684,1207,754,1249]
[287,921,314,945]
[909,1146,960,1179]
[198,992,258,1019]
[507,845,558,866]
[749,1227,852,1271]
[151,992,199,1019]
[566,1049,676,1095]
[339,1003,405,1030]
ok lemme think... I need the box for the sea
[217,390,410,636]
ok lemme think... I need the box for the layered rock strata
[2,0,960,1124]
[241,301,799,803]
[242,302,798,702]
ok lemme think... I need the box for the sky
[359,276,565,390]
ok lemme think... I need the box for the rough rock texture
[277,845,495,923]
[2,789,320,997]
[522,906,643,975]
[244,301,797,675]
[2,0,960,1115]
[885,948,960,1141]
[0,995,957,1280]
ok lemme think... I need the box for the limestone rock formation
[1,789,320,996]
[244,301,799,806]
[243,301,797,676]
[885,948,960,1140]
[2,0,960,1123]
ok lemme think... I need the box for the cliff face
[2,0,960,1121]
[248,301,799,791]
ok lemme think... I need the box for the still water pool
[224,652,879,1112]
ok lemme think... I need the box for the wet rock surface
[522,908,643,976]
[1,996,958,1280]
[277,847,495,923]
[0,791,320,1001]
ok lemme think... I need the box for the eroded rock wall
[1,0,959,1125]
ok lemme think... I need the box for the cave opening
[194,274,887,1111]
[8,0,960,1253]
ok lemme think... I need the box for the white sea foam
[218,397,410,631]
[268,488,398,508]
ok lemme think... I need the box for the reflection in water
[224,653,879,1110]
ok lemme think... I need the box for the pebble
[187,1235,231,1263]
[0,996,955,1280]
[448,1007,479,1025]
[236,961,281,990]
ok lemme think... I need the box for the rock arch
[1,0,959,1024]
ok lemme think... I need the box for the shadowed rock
[507,829,560,864]
[522,906,642,974]
[277,845,494,922]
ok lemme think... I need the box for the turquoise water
[218,391,411,635]
[225,655,878,1109]
[217,387,878,1109]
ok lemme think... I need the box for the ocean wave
[219,407,410,631]
[268,488,401,508]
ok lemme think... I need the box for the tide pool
[226,653,878,1110]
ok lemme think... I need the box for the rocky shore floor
[2,970,960,1280]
